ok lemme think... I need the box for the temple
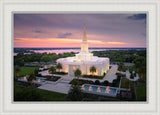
[57,24,110,77]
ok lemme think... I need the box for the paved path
[38,83,71,94]
[125,70,139,81]
[102,65,118,83]
[116,70,139,81]
[38,77,72,94]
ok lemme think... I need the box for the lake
[14,47,146,56]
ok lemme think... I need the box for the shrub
[129,69,132,74]
[82,74,104,79]
[55,72,67,75]
[67,86,83,101]
[69,79,94,85]
[103,72,106,76]
[38,74,42,77]
[94,80,100,85]
[102,80,109,86]
[70,79,78,86]
[117,76,121,81]
[130,73,134,79]
[112,79,117,87]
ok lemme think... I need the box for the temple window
[72,65,76,70]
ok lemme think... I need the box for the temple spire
[83,24,87,41]
[81,24,88,52]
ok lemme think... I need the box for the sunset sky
[14,13,146,48]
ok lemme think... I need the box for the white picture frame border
[0,0,159,115]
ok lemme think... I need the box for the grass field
[120,77,130,89]
[14,66,37,77]
[14,82,67,101]
[135,82,146,101]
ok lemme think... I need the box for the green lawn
[14,82,67,101]
[135,82,146,101]
[14,66,38,77]
[120,77,130,89]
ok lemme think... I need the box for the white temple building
[57,24,110,77]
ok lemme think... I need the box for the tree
[74,68,81,80]
[130,72,134,79]
[40,55,52,62]
[102,80,109,86]
[15,67,21,78]
[49,66,56,79]
[134,61,141,72]
[14,52,24,66]
[90,66,96,76]
[139,67,145,80]
[34,68,39,76]
[16,52,24,58]
[56,63,62,72]
[67,86,83,101]
[118,62,124,75]
[27,73,36,87]
[95,80,100,85]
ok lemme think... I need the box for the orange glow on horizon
[14,38,127,47]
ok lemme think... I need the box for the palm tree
[90,66,96,76]
[49,66,56,79]
[74,68,81,80]
[27,73,36,88]
[15,67,21,78]
[56,63,62,72]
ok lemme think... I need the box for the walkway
[102,65,118,83]
[125,70,139,81]
[38,77,72,94]
[116,70,139,81]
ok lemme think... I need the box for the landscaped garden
[70,76,121,88]
[38,75,61,82]
[13,49,147,101]
[82,74,105,79]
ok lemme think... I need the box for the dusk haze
[14,13,146,48]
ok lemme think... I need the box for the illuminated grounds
[17,63,139,98]
[15,24,145,100]
[81,84,118,97]
[14,14,147,101]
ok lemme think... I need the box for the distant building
[57,24,110,77]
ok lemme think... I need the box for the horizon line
[14,47,146,48]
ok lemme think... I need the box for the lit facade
[57,24,110,77]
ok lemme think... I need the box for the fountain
[105,86,110,94]
[24,76,27,80]
[81,85,85,90]
[38,79,41,83]
[88,86,93,91]
[97,87,101,93]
